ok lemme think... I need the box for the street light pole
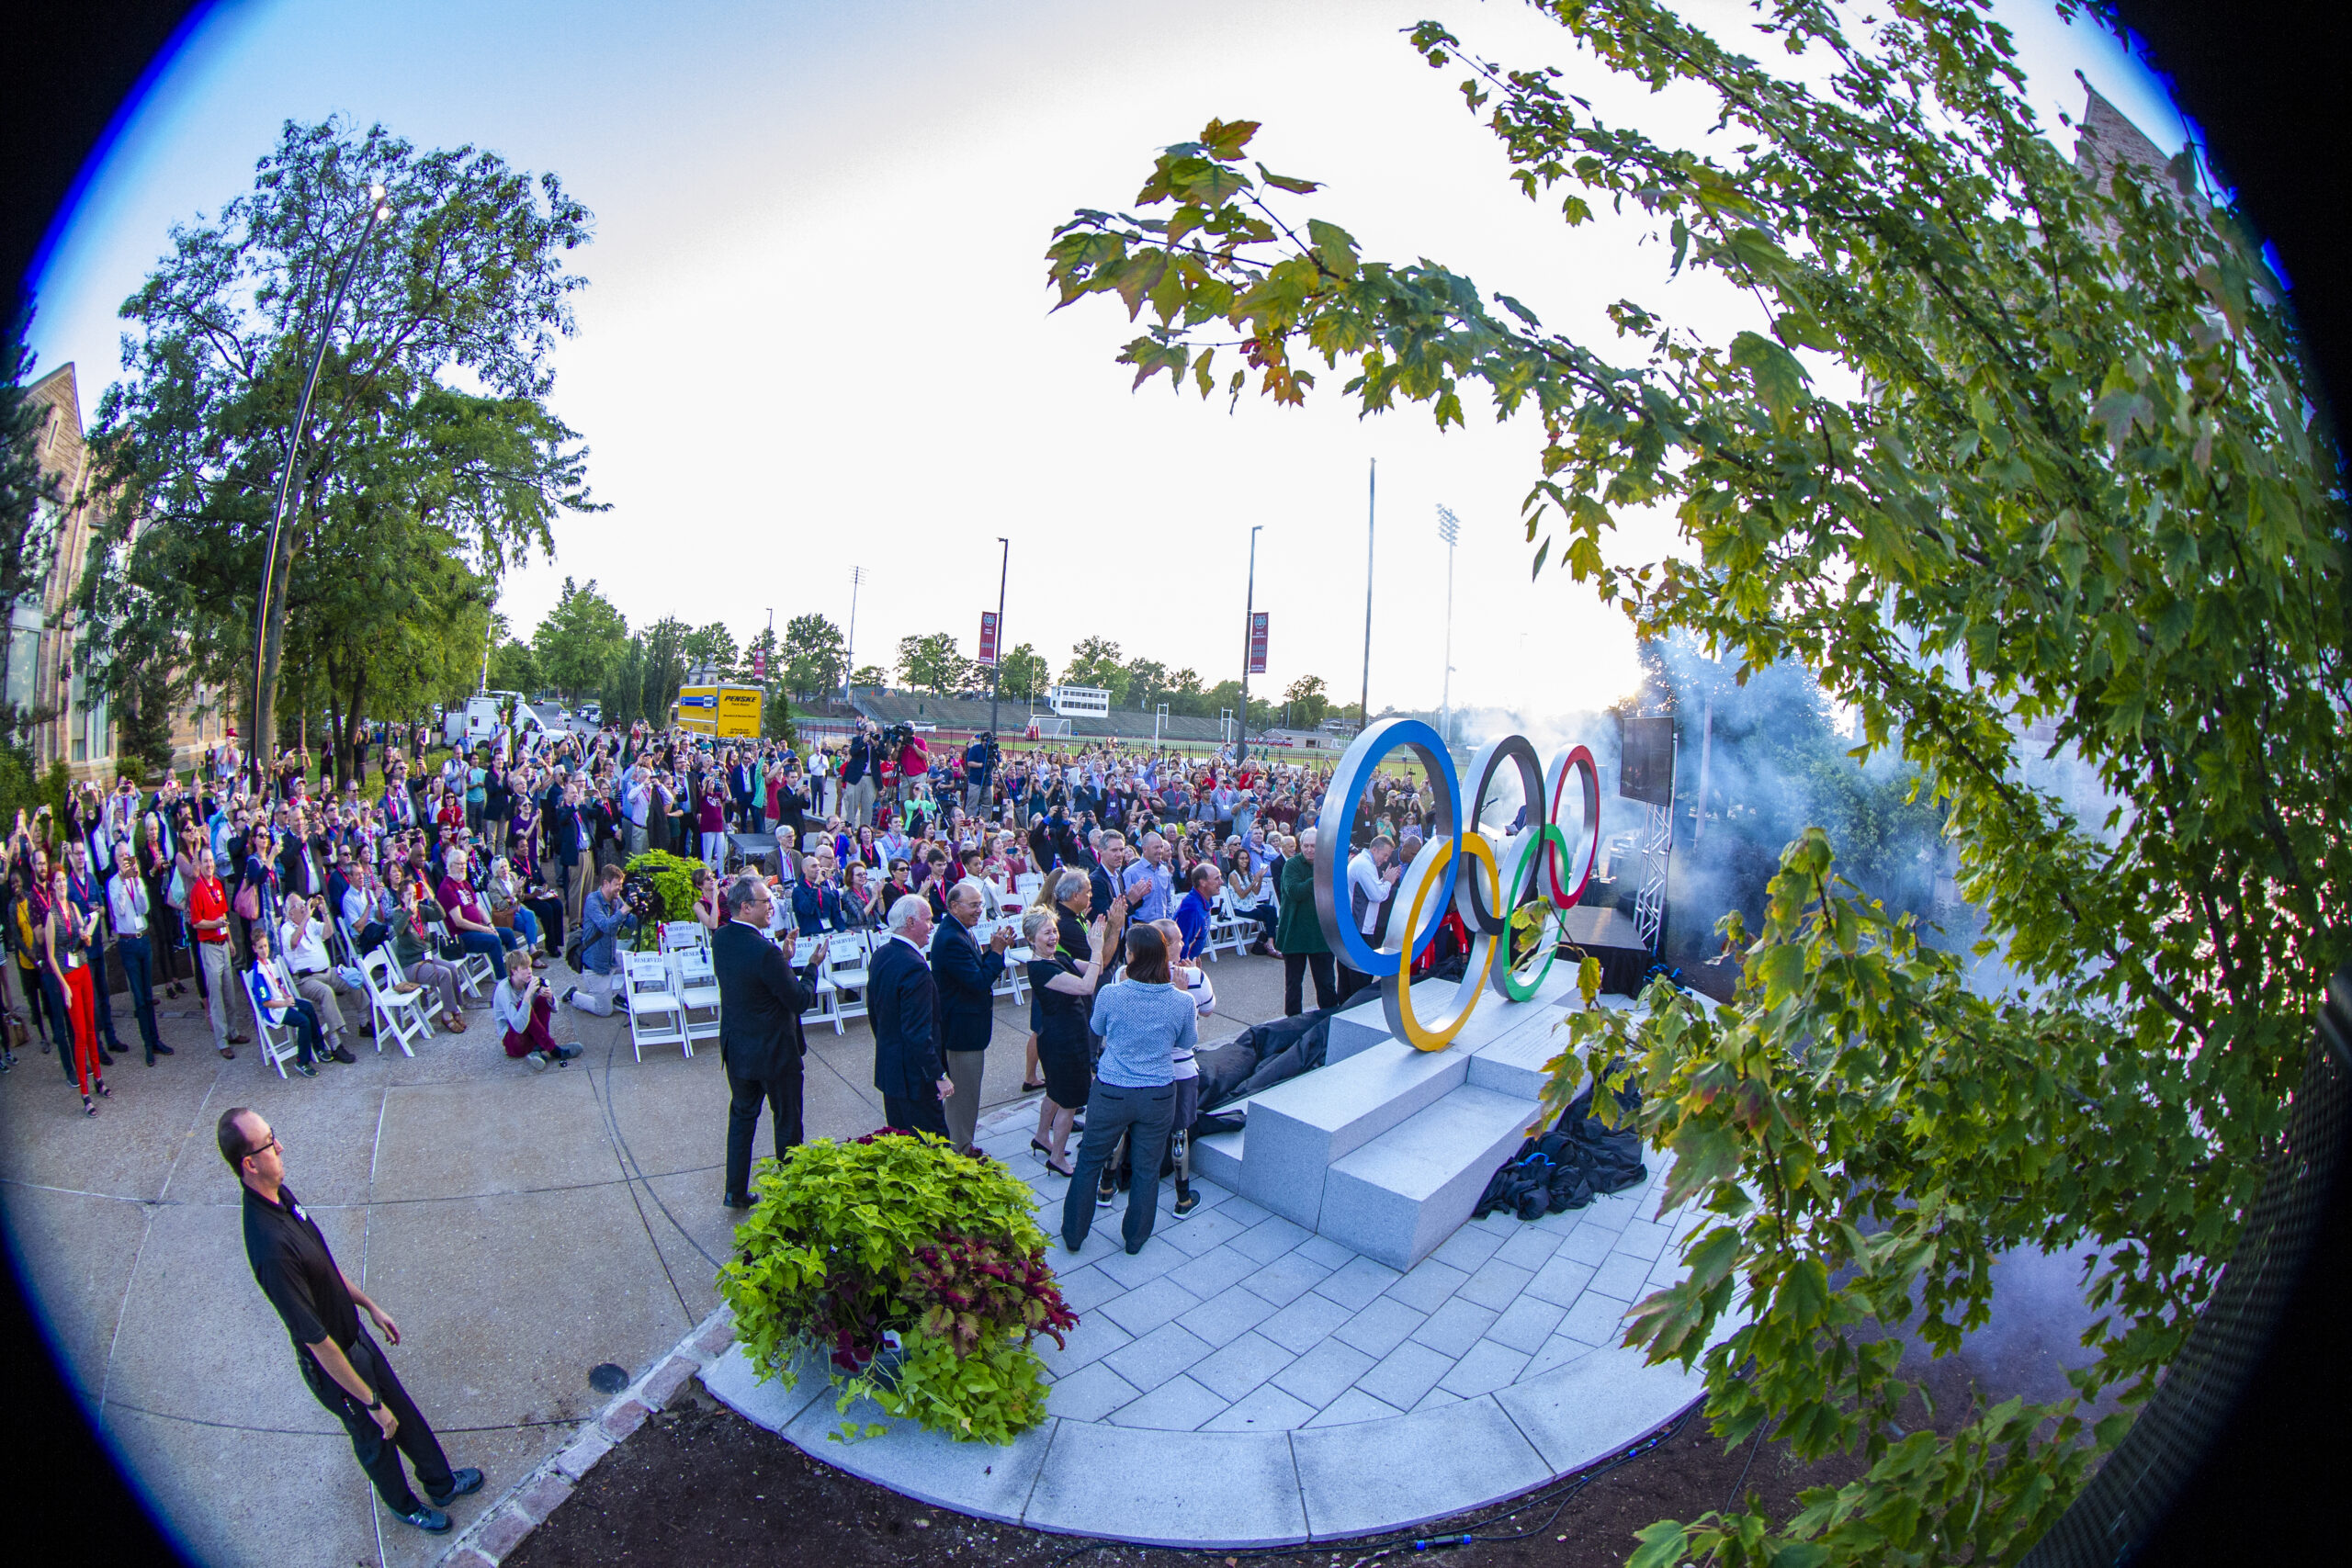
[1238,525,1262,766]
[842,565,866,705]
[988,536,1009,742]
[252,181,390,759]
[1436,504,1460,751]
[1360,457,1375,734]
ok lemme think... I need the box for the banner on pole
[978,611,1000,667]
[752,646,767,681]
[1248,612,1269,674]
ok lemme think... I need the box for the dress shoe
[96,1047,116,1068]
[227,1032,250,1045]
[426,1468,483,1507]
[152,1042,175,1055]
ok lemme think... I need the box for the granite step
[1237,1041,1471,1227]
[1191,1123,1245,1190]
[1317,1083,1547,1271]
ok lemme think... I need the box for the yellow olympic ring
[1379,834,1501,1051]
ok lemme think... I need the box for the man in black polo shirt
[223,1107,482,1533]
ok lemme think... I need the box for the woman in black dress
[1024,901,1116,1175]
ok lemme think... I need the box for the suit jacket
[277,840,323,899]
[927,917,1003,1055]
[867,934,944,1100]
[710,919,820,1082]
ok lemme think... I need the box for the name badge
[292,1202,308,1224]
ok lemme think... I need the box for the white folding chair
[361,947,433,1057]
[244,970,303,1078]
[622,950,687,1061]
[428,919,496,998]
[824,929,873,1033]
[1208,887,1247,960]
[973,920,1025,1003]
[676,943,721,1048]
[660,919,707,955]
[1013,872,1044,903]
[326,916,358,969]
[790,933,841,1033]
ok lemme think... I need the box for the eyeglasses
[243,1133,281,1162]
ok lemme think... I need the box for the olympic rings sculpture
[1310,717,1602,1051]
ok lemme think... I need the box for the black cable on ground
[1724,1417,1769,1511]
[1039,1401,1700,1567]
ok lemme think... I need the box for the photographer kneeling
[493,948,578,1072]
[562,864,638,1018]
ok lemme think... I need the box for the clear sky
[28,0,2183,722]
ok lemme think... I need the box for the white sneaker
[526,1050,549,1073]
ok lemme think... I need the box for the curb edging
[435,1305,736,1567]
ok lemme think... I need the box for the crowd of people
[0,710,1445,1118]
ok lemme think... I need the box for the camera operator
[561,863,639,1017]
[963,731,996,817]
[842,721,879,830]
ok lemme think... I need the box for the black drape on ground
[1473,1073,1648,1222]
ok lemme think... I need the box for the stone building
[9,362,220,780]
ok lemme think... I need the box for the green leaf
[1730,330,1808,423]
[1306,218,1360,279]
[1626,1519,1691,1568]
[1256,163,1321,195]
[1200,117,1260,162]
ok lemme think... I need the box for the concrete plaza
[1,939,1211,1568]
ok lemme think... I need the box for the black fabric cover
[1195,1008,1334,1117]
[1472,1072,1648,1222]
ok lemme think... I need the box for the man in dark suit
[929,879,1017,1155]
[712,875,829,1209]
[867,894,952,1137]
[728,750,759,833]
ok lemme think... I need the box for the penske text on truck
[672,684,762,739]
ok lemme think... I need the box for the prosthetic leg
[1171,1123,1198,1218]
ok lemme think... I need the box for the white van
[443,693,548,752]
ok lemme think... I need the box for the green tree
[743,625,778,686]
[1124,656,1169,709]
[1060,636,1131,705]
[1282,672,1329,728]
[639,616,689,722]
[780,613,846,700]
[114,657,176,781]
[85,117,594,757]
[534,577,628,700]
[0,309,65,746]
[683,620,739,679]
[1164,666,1208,717]
[995,641,1049,703]
[1202,679,1273,731]
[849,663,887,690]
[486,637,542,697]
[600,635,646,728]
[896,632,968,696]
[1045,4,2348,1562]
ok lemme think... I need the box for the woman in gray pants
[1060,925,1197,1258]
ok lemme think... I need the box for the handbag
[232,882,259,921]
[166,867,188,909]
